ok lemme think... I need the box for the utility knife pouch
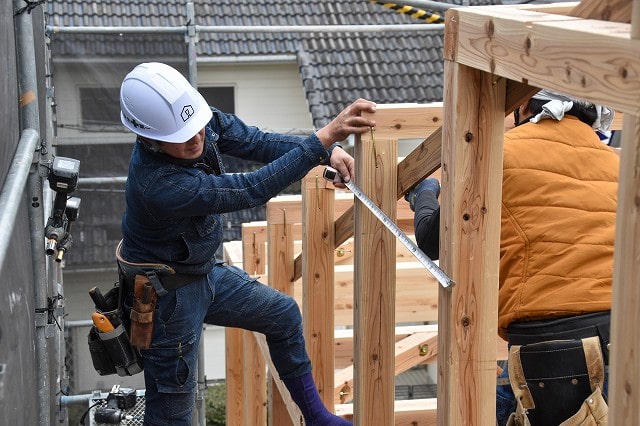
[87,280,143,376]
[129,275,157,350]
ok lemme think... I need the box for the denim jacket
[121,106,333,275]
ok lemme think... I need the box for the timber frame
[223,0,640,424]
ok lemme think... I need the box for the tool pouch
[506,336,607,426]
[129,275,157,350]
[87,283,143,376]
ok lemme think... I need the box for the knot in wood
[461,316,471,327]
[464,132,473,143]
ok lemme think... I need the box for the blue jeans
[495,362,609,426]
[125,262,311,426]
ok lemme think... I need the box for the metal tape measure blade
[325,167,453,288]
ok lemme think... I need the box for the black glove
[404,178,440,211]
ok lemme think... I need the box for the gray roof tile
[48,0,505,128]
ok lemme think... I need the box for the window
[80,87,122,129]
[199,86,235,114]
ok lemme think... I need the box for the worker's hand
[404,178,440,211]
[329,146,355,187]
[316,99,377,149]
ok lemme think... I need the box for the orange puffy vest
[498,116,619,339]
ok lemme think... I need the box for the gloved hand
[404,178,440,211]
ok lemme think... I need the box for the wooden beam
[569,0,632,23]
[302,166,337,410]
[336,398,438,426]
[610,2,640,421]
[267,218,300,425]
[438,60,504,424]
[352,121,397,425]
[446,5,640,115]
[335,331,438,404]
[253,332,302,424]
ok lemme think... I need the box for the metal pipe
[64,319,94,329]
[195,23,445,33]
[186,2,197,87]
[46,26,185,35]
[387,0,457,12]
[0,129,39,266]
[15,1,50,424]
[46,23,444,35]
[185,6,206,424]
[78,177,127,185]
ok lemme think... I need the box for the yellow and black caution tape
[369,1,444,24]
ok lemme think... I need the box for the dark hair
[528,98,598,127]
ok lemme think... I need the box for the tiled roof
[47,0,502,129]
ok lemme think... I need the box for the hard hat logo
[181,105,195,122]
[123,113,151,130]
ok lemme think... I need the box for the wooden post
[302,166,337,410]
[609,2,640,419]
[352,121,398,425]
[609,113,640,425]
[438,58,504,424]
[225,224,268,425]
[267,203,303,425]
[242,224,268,425]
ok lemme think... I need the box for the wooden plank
[223,242,245,426]
[253,332,302,425]
[334,332,438,404]
[336,398,437,426]
[438,62,504,424]
[267,220,299,425]
[352,123,397,425]
[224,327,244,426]
[569,0,632,23]
[242,225,267,425]
[335,326,509,370]
[370,102,443,139]
[610,4,640,423]
[397,126,443,195]
[446,6,640,115]
[302,166,336,410]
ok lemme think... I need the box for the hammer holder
[129,275,157,350]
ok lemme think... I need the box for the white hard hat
[120,62,213,143]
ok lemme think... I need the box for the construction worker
[405,90,618,425]
[117,62,374,425]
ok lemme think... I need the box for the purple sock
[282,372,352,425]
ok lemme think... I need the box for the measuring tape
[323,167,454,289]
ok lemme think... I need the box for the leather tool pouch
[87,282,143,377]
[129,275,157,350]
[506,336,607,426]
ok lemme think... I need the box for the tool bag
[506,336,607,426]
[87,281,143,376]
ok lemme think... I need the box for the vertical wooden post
[438,60,504,424]
[267,205,302,425]
[609,115,640,423]
[225,325,245,426]
[243,225,267,425]
[610,4,640,422]
[352,121,398,426]
[302,166,337,410]
[226,223,268,426]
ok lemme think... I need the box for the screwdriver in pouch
[92,312,115,332]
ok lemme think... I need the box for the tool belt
[506,336,608,426]
[115,240,205,350]
[507,311,611,365]
[115,240,205,296]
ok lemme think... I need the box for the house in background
[45,0,501,395]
